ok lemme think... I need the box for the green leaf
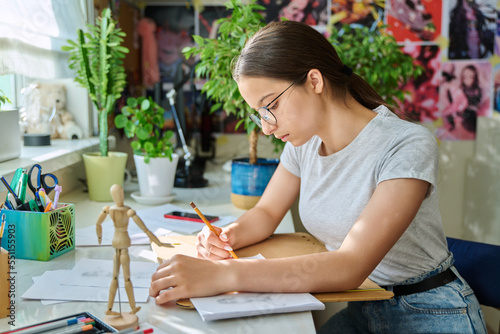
[121,106,132,116]
[124,120,135,134]
[144,141,154,152]
[114,114,127,128]
[141,98,150,111]
[210,103,221,112]
[131,141,140,150]
[136,127,149,140]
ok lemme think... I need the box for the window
[0,74,15,109]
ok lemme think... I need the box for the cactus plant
[62,8,129,156]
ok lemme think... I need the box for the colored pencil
[3,317,79,334]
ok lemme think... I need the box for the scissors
[27,164,58,196]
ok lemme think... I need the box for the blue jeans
[318,255,487,334]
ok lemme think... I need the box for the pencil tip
[190,202,196,208]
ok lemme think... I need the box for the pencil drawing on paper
[217,293,287,307]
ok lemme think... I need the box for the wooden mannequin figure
[96,184,171,329]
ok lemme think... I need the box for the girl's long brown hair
[232,20,391,111]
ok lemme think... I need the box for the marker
[44,202,52,213]
[49,324,93,334]
[38,188,47,207]
[53,185,62,209]
[7,193,18,210]
[3,200,13,210]
[3,318,79,334]
[19,170,28,202]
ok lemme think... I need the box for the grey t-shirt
[280,105,449,286]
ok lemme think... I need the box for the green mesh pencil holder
[0,204,75,261]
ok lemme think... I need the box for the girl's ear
[307,69,324,94]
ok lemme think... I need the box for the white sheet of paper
[190,253,324,321]
[76,204,235,246]
[59,258,158,288]
[22,270,150,302]
[191,292,325,321]
[33,272,67,305]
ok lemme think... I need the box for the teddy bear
[27,82,83,139]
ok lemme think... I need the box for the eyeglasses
[249,77,302,128]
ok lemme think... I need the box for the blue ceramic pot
[231,158,280,196]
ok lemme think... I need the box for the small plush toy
[36,82,83,139]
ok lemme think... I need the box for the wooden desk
[153,232,394,307]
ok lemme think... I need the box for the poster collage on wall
[256,0,499,141]
[144,0,499,141]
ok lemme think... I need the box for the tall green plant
[183,0,267,164]
[62,8,128,156]
[328,25,423,107]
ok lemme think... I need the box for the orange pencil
[190,202,238,259]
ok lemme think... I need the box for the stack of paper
[191,292,325,321]
[22,258,156,304]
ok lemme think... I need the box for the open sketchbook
[190,292,325,321]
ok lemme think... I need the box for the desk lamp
[166,89,208,188]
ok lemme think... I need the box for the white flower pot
[134,153,179,198]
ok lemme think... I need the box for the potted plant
[183,0,279,209]
[115,96,179,203]
[0,89,21,163]
[62,8,129,201]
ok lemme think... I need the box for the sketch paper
[76,203,235,246]
[190,292,325,321]
[22,270,150,302]
[33,271,67,305]
[59,258,158,288]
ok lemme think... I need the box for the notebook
[190,292,325,321]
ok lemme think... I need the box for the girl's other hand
[150,254,232,304]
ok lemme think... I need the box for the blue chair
[447,237,500,332]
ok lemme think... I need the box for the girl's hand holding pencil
[190,202,238,260]
[149,202,238,305]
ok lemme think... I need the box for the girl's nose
[261,121,277,136]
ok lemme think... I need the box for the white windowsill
[0,137,99,182]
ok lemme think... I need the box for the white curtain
[0,0,87,79]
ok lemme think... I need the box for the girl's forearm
[224,252,365,294]
[227,206,283,250]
